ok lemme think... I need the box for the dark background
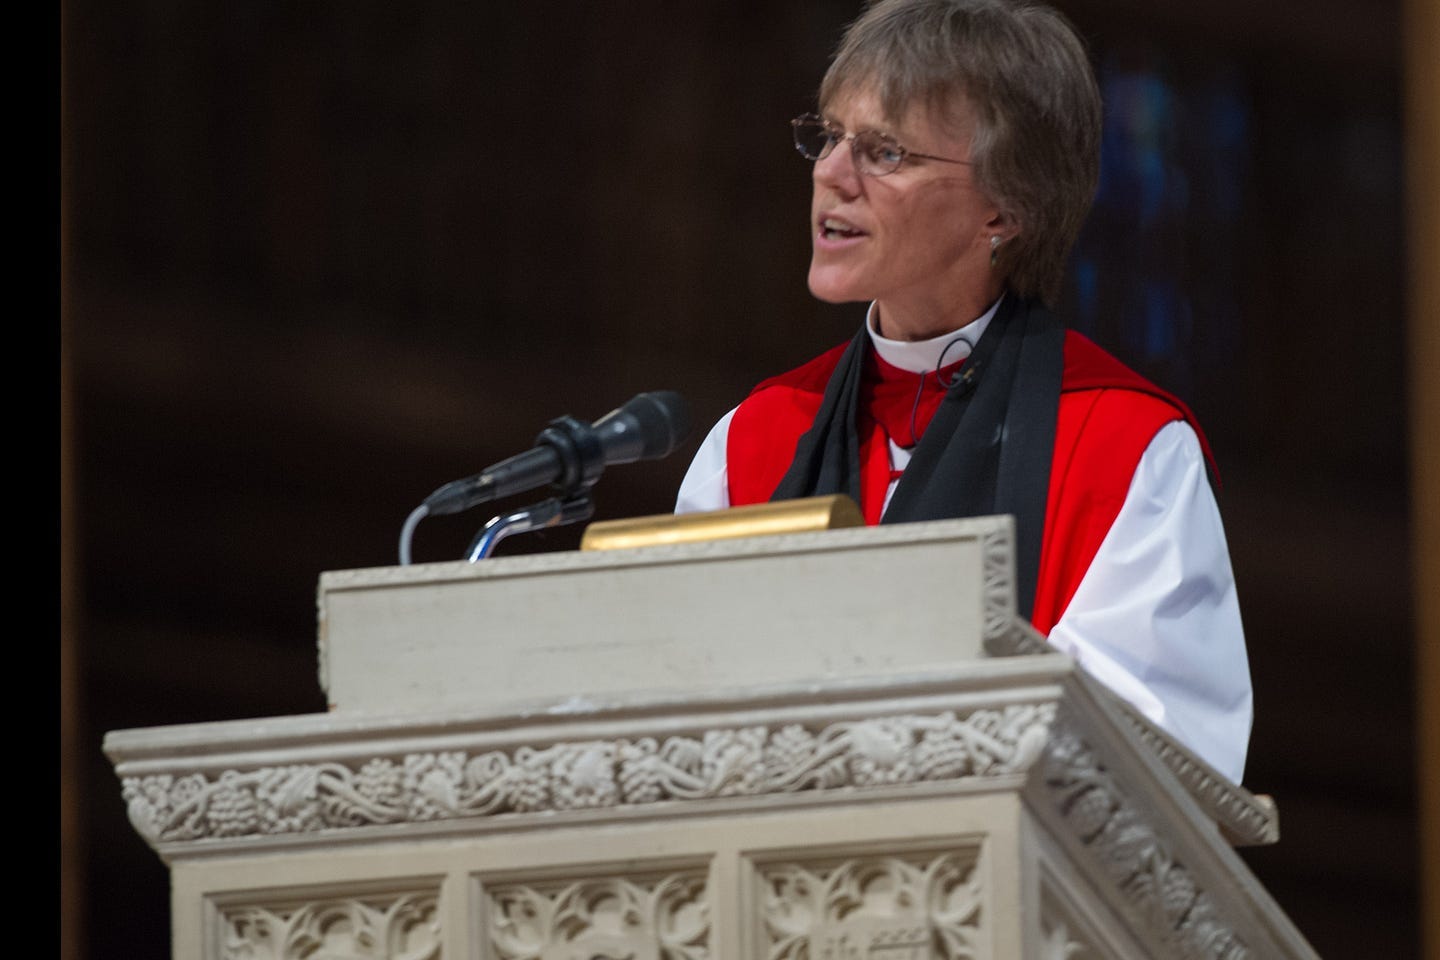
[61,0,1414,956]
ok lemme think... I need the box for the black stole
[769,296,1066,617]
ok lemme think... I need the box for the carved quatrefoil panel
[759,849,986,960]
[219,888,439,960]
[484,870,710,960]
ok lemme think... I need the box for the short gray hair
[819,0,1102,303]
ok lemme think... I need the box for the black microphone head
[594,390,691,463]
[628,390,691,458]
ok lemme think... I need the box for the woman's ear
[986,208,1021,244]
[984,210,1021,269]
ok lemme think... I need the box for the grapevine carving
[123,705,1055,843]
[1042,727,1251,959]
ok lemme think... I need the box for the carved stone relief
[220,890,439,960]
[759,850,986,960]
[122,705,1056,843]
[1041,724,1250,960]
[1113,706,1276,846]
[1038,916,1093,960]
[1037,885,1104,960]
[485,872,709,960]
[980,524,1017,645]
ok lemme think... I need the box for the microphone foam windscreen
[627,391,691,459]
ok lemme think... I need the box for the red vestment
[724,331,1210,633]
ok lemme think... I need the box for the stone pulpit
[105,515,1318,959]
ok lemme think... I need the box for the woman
[676,0,1252,782]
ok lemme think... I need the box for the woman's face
[807,89,1009,340]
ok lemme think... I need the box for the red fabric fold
[726,330,1209,630]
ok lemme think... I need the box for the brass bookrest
[580,494,864,551]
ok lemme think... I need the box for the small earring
[989,235,1002,267]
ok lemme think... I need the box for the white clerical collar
[865,297,1003,374]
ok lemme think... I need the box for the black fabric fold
[768,325,871,507]
[769,296,1066,618]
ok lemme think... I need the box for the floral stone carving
[1041,726,1250,960]
[122,705,1056,843]
[221,891,438,960]
[761,851,986,960]
[486,872,709,960]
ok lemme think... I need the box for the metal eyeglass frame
[790,113,972,177]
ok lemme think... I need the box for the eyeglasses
[790,113,971,177]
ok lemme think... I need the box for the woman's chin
[807,267,866,305]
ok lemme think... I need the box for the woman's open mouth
[819,216,866,241]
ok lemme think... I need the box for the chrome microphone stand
[465,492,596,561]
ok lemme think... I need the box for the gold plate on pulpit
[580,494,864,551]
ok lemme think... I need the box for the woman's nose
[813,138,861,196]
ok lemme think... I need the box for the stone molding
[1111,702,1278,847]
[984,626,1277,850]
[108,655,1317,959]
[109,656,1279,859]
[121,704,1057,845]
[319,517,1014,592]
[981,522,1016,644]
[1040,718,1251,960]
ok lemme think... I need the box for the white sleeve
[1045,420,1253,783]
[674,408,736,514]
[673,409,1252,782]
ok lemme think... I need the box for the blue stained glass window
[1061,45,1251,405]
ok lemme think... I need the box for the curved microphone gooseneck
[398,390,690,565]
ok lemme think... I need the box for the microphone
[421,391,691,517]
